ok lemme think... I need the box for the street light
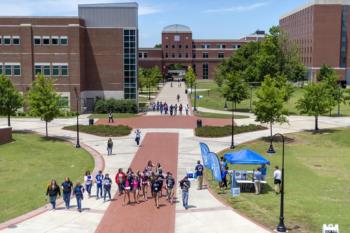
[267,123,276,154]
[194,82,197,111]
[230,99,235,149]
[267,133,287,233]
[74,87,81,148]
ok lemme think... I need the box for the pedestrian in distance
[103,173,112,202]
[73,182,85,212]
[179,175,191,210]
[61,177,73,209]
[151,175,162,208]
[108,111,114,123]
[95,170,104,199]
[165,172,175,204]
[179,104,183,115]
[115,168,126,196]
[195,160,204,190]
[253,168,262,195]
[84,171,93,198]
[135,129,141,146]
[221,166,228,190]
[46,179,61,210]
[170,104,173,116]
[174,104,178,115]
[273,166,282,194]
[160,102,164,114]
[107,138,113,155]
[185,104,189,115]
[177,94,180,102]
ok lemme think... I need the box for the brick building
[0,3,138,112]
[138,24,264,80]
[280,0,350,83]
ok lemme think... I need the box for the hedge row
[94,99,138,113]
[195,124,266,138]
[63,124,132,137]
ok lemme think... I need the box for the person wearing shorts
[165,172,175,204]
[140,171,149,201]
[131,173,140,204]
[123,178,131,206]
[151,176,162,208]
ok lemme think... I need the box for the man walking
[107,138,113,155]
[95,170,104,199]
[195,160,204,190]
[180,175,191,209]
[273,166,282,194]
[108,111,114,123]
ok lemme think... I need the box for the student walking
[123,177,131,206]
[108,111,114,123]
[103,174,112,202]
[115,168,126,195]
[274,166,282,194]
[135,129,141,146]
[179,176,191,210]
[131,173,140,204]
[84,171,93,198]
[151,175,162,208]
[177,94,180,102]
[174,104,178,115]
[61,177,73,209]
[165,172,175,204]
[221,166,228,189]
[195,160,204,190]
[160,102,164,114]
[107,138,113,155]
[73,182,85,212]
[185,104,189,115]
[46,180,61,210]
[170,104,173,116]
[179,104,183,115]
[140,171,149,201]
[96,170,104,199]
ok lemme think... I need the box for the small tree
[222,71,249,110]
[254,75,288,138]
[296,82,331,131]
[184,66,196,94]
[317,64,336,82]
[0,75,23,126]
[28,74,61,137]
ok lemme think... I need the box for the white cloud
[0,0,161,16]
[203,2,268,13]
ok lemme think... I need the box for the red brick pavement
[96,115,234,129]
[95,133,179,233]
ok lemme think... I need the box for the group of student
[151,100,189,116]
[45,171,112,212]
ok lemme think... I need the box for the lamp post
[267,133,287,233]
[230,99,235,149]
[249,85,253,113]
[74,87,80,148]
[194,82,197,111]
[267,122,276,154]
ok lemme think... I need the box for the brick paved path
[95,133,179,233]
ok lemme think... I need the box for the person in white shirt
[273,166,282,194]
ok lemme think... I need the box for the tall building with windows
[280,0,350,82]
[0,2,138,112]
[138,24,264,80]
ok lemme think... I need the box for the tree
[27,74,61,137]
[0,75,24,126]
[253,75,288,138]
[296,82,332,131]
[138,67,146,91]
[154,44,162,48]
[317,64,336,82]
[184,66,196,94]
[221,72,249,110]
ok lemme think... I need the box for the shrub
[63,124,132,137]
[195,124,266,138]
[94,99,137,113]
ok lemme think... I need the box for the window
[185,53,188,58]
[185,45,189,49]
[174,35,180,41]
[138,53,142,58]
[0,64,2,74]
[58,96,69,108]
[12,36,20,45]
[218,53,224,58]
[5,65,11,75]
[166,44,169,48]
[51,36,59,45]
[0,36,2,45]
[52,65,59,76]
[202,44,210,49]
[43,36,50,45]
[192,53,196,58]
[60,36,68,45]
[43,65,51,76]
[35,65,41,75]
[192,44,196,48]
[179,44,182,49]
[34,36,41,45]
[172,53,175,58]
[165,53,168,58]
[178,53,182,58]
[4,36,11,45]
[172,45,175,49]
[61,65,68,76]
[13,65,21,76]
[203,63,209,79]
[144,53,148,58]
[203,52,209,58]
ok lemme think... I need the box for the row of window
[163,52,225,59]
[165,44,241,49]
[33,36,68,46]
[34,63,69,76]
[0,63,21,76]
[0,36,20,45]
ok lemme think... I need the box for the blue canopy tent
[224,149,270,165]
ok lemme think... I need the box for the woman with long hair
[46,179,61,210]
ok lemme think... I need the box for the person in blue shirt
[221,166,228,189]
[61,177,73,209]
[220,157,227,171]
[260,164,267,181]
[103,173,112,202]
[95,170,104,200]
[195,160,204,190]
[73,182,84,212]
[253,168,262,195]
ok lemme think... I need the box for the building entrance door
[86,98,95,113]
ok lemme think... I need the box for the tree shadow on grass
[305,128,338,135]
[261,136,296,144]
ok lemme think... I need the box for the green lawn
[63,125,132,137]
[206,128,350,232]
[0,132,94,223]
[89,113,137,119]
[194,111,249,119]
[192,80,350,116]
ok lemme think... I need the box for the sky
[0,0,310,47]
